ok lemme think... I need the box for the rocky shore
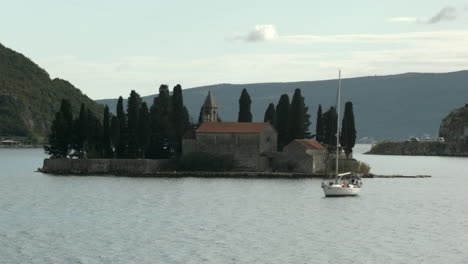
[366,141,468,156]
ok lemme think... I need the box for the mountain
[98,71,468,141]
[0,43,103,142]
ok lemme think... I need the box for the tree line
[45,84,191,159]
[45,86,356,159]
[237,87,356,155]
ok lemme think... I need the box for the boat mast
[335,70,341,179]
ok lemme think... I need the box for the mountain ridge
[98,70,468,141]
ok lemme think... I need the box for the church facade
[182,92,277,171]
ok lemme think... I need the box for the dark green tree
[340,102,357,158]
[322,106,338,147]
[86,109,103,158]
[102,105,113,158]
[72,103,88,157]
[172,84,190,155]
[276,94,291,150]
[44,99,74,158]
[147,85,172,158]
[304,105,312,139]
[238,88,252,122]
[198,108,203,124]
[138,102,150,158]
[116,96,127,158]
[290,89,305,140]
[316,105,324,143]
[44,111,68,158]
[126,90,142,158]
[110,116,119,154]
[264,103,276,126]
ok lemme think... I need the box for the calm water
[0,145,467,264]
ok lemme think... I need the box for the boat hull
[322,184,361,197]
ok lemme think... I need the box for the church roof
[202,91,217,108]
[294,139,325,150]
[197,122,271,134]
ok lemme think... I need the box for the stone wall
[41,159,169,175]
[196,132,260,170]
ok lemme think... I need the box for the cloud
[39,30,468,99]
[238,24,279,42]
[389,6,458,24]
[428,6,457,23]
[388,17,422,23]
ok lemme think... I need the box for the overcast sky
[2,0,468,99]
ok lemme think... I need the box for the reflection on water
[0,146,467,263]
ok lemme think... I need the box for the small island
[367,104,468,156]
[41,86,370,177]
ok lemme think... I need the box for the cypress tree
[290,89,305,140]
[127,90,142,158]
[276,94,291,150]
[172,84,189,155]
[138,102,150,158]
[87,109,103,158]
[147,85,172,158]
[340,102,357,158]
[323,107,338,147]
[264,103,276,126]
[44,111,68,158]
[198,108,203,124]
[102,105,113,158]
[72,103,88,157]
[110,116,120,156]
[316,105,324,143]
[238,88,252,122]
[116,96,127,158]
[304,105,312,139]
[45,99,74,158]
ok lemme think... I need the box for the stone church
[183,91,333,173]
[183,92,277,171]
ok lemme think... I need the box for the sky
[2,0,468,99]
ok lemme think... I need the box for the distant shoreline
[366,141,468,157]
[0,145,42,149]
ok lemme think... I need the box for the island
[367,104,468,156]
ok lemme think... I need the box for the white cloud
[238,24,279,42]
[388,17,422,23]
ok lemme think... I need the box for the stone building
[182,92,277,171]
[282,139,327,173]
[183,122,277,171]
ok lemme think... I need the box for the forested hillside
[0,43,103,142]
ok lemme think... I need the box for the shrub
[357,162,371,174]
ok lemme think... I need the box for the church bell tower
[201,91,218,122]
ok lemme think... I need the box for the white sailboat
[321,70,362,197]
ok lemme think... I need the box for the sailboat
[321,70,362,197]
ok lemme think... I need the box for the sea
[0,145,467,264]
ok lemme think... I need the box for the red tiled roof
[295,139,325,150]
[196,122,270,134]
